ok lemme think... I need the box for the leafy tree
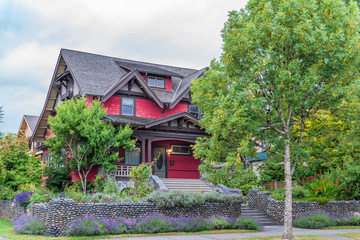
[45,97,135,194]
[191,0,360,239]
[0,134,43,190]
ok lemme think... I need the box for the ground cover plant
[66,214,261,236]
[13,214,46,235]
[294,211,360,229]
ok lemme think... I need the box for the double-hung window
[121,98,134,116]
[148,76,165,88]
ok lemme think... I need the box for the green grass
[338,232,360,239]
[234,236,333,240]
[324,225,360,230]
[0,218,256,240]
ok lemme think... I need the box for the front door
[153,147,166,178]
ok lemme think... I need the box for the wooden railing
[115,165,136,177]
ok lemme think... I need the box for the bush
[209,216,231,229]
[67,215,101,236]
[144,190,243,208]
[87,193,120,203]
[29,189,55,204]
[232,217,261,230]
[0,186,15,200]
[294,213,335,229]
[129,164,153,198]
[13,214,46,235]
[43,167,70,192]
[103,180,119,195]
[270,185,310,200]
[14,192,33,208]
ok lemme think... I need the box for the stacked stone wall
[248,189,360,224]
[0,200,26,221]
[31,199,241,236]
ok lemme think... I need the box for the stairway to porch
[160,178,213,192]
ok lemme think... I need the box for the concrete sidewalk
[101,226,360,240]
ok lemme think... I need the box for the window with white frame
[121,98,134,116]
[147,76,165,88]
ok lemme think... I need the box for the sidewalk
[101,226,360,240]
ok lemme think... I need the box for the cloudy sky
[0,0,247,134]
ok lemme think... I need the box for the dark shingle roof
[103,115,156,126]
[24,115,39,133]
[60,49,204,105]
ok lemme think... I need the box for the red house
[31,49,208,181]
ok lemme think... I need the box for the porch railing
[115,165,136,177]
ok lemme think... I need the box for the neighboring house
[31,49,208,181]
[17,115,42,155]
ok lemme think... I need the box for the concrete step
[160,178,213,192]
[241,205,280,226]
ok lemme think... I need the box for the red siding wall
[136,99,162,118]
[163,104,188,117]
[152,140,200,179]
[103,96,120,115]
[70,167,98,182]
[86,96,93,105]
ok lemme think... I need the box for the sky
[0,0,248,134]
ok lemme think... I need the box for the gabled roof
[170,67,208,109]
[24,115,39,133]
[144,112,199,128]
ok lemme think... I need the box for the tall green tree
[191,0,360,239]
[0,106,4,139]
[45,97,135,194]
[0,134,43,189]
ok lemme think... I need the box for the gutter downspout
[161,104,169,118]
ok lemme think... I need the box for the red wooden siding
[136,99,162,118]
[70,167,98,182]
[151,140,200,179]
[103,96,120,115]
[86,96,93,105]
[163,103,188,117]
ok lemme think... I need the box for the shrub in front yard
[294,213,335,229]
[14,191,33,209]
[66,214,260,236]
[13,214,46,235]
[232,217,262,230]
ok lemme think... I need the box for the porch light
[167,149,172,154]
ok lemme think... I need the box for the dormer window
[148,76,165,88]
[189,105,203,119]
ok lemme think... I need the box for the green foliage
[29,189,54,204]
[259,160,285,182]
[144,190,243,208]
[93,174,107,192]
[294,214,335,229]
[0,134,43,190]
[0,186,15,200]
[45,97,135,194]
[87,193,120,203]
[103,179,119,195]
[43,166,70,192]
[210,217,231,229]
[270,185,310,200]
[199,160,261,195]
[232,217,261,230]
[129,164,153,198]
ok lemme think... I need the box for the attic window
[148,76,165,88]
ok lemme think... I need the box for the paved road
[101,226,360,240]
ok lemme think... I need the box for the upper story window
[121,98,134,116]
[189,105,203,119]
[148,76,165,88]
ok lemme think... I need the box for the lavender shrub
[13,214,45,235]
[66,214,261,236]
[14,191,33,208]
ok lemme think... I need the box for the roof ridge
[60,48,198,72]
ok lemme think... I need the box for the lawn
[0,218,256,240]
[338,233,360,239]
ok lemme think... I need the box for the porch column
[147,139,152,163]
[141,139,146,164]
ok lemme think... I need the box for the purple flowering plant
[13,214,46,235]
[14,191,33,208]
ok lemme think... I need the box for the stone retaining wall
[248,189,360,224]
[32,199,241,236]
[0,200,26,221]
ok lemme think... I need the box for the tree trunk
[282,137,294,240]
